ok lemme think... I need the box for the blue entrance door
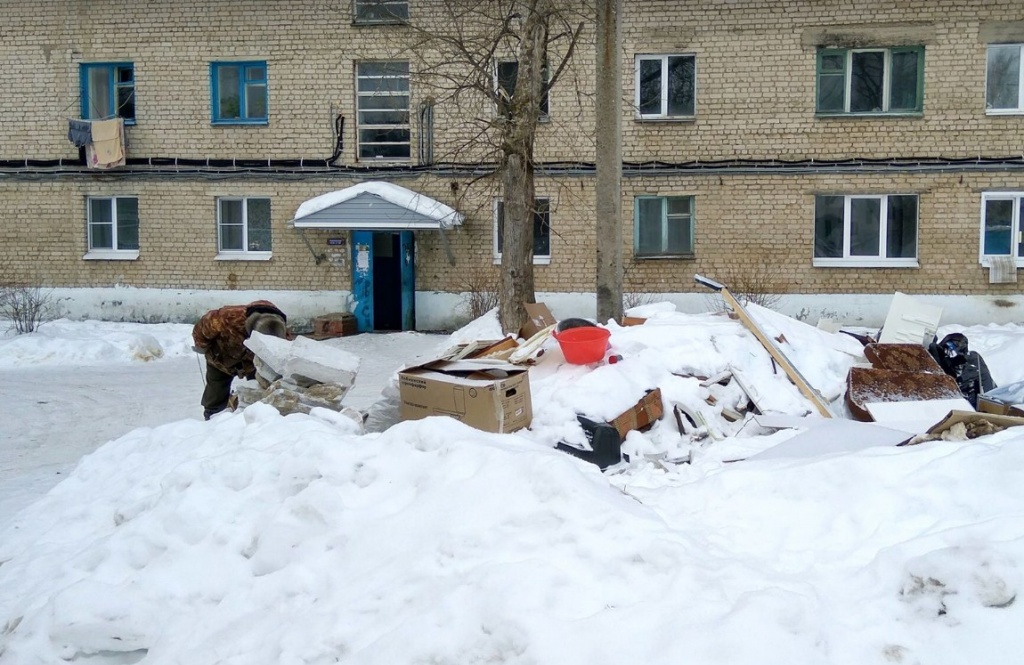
[400,231,415,330]
[350,230,416,332]
[350,231,374,332]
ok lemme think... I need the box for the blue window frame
[80,63,135,122]
[211,62,268,124]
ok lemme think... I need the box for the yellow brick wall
[1,0,1023,310]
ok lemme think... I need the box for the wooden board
[718,287,835,418]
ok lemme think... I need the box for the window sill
[979,257,1022,267]
[493,256,551,266]
[352,19,408,26]
[634,115,696,122]
[635,253,695,260]
[83,250,139,261]
[815,112,923,119]
[985,109,1024,116]
[211,120,269,126]
[216,252,272,261]
[813,258,919,268]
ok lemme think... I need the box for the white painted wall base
[42,287,1024,331]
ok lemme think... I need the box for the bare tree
[399,0,587,334]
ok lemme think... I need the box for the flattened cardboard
[620,316,647,327]
[398,358,532,433]
[610,388,664,440]
[922,409,1024,435]
[519,302,556,340]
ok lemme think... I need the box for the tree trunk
[595,0,623,324]
[497,0,548,335]
[499,152,535,334]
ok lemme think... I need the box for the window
[980,193,1024,263]
[217,198,272,257]
[353,0,408,23]
[86,197,139,259]
[814,194,918,267]
[816,47,923,114]
[80,63,135,122]
[494,199,551,264]
[634,196,694,257]
[496,60,549,119]
[356,61,410,160]
[987,44,1024,113]
[635,55,695,119]
[211,62,268,124]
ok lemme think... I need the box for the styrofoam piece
[747,420,912,461]
[864,398,974,434]
[878,292,943,345]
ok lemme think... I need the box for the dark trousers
[201,362,235,419]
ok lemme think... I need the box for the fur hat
[245,311,287,338]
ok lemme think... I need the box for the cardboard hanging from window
[86,118,125,169]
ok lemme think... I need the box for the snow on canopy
[291,181,464,229]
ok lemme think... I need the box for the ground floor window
[814,194,918,267]
[217,197,272,257]
[981,192,1023,262]
[634,195,694,258]
[86,196,139,259]
[494,198,550,264]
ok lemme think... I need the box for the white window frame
[979,192,1024,266]
[816,47,924,115]
[986,44,1024,115]
[634,54,696,120]
[356,61,411,161]
[495,59,550,120]
[493,198,551,266]
[85,196,140,260]
[813,194,919,268]
[216,197,272,261]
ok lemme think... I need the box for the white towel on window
[86,118,125,169]
[988,256,1018,284]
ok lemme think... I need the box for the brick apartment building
[1,0,1022,330]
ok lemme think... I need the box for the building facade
[2,0,1023,330]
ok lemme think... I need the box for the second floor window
[496,60,549,119]
[81,63,135,122]
[211,62,268,124]
[634,196,694,257]
[635,55,695,119]
[495,199,551,264]
[814,194,918,266]
[816,47,923,115]
[353,0,408,23]
[357,61,410,160]
[218,198,272,255]
[87,197,139,254]
[987,44,1024,113]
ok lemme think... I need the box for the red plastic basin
[553,326,611,364]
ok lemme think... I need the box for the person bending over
[192,300,287,420]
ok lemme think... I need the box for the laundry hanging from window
[85,118,125,169]
[67,119,92,147]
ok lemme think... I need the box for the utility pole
[594,0,623,324]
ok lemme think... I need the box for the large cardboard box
[519,302,556,340]
[398,359,532,433]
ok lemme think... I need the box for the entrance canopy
[290,181,464,231]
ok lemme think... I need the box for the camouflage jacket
[192,300,286,378]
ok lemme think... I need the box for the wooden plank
[713,284,834,418]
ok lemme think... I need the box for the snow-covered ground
[2,307,1024,665]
